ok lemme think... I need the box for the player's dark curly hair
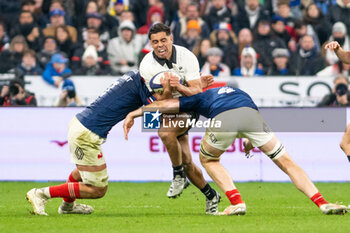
[148,23,171,39]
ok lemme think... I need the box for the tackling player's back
[77,71,154,138]
[179,87,258,119]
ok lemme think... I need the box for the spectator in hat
[267,48,295,75]
[37,36,59,69]
[107,20,147,75]
[233,46,264,77]
[204,0,235,31]
[56,79,80,107]
[0,35,29,73]
[0,78,37,106]
[42,8,77,43]
[236,0,270,31]
[15,49,43,75]
[178,19,203,51]
[137,6,164,35]
[72,28,111,75]
[110,10,136,38]
[42,0,73,25]
[303,3,331,46]
[322,22,350,65]
[75,45,105,75]
[42,53,72,87]
[172,2,210,44]
[209,22,239,71]
[201,47,231,77]
[271,15,291,46]
[253,19,287,72]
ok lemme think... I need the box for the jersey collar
[152,45,177,68]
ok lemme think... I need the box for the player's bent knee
[199,142,220,164]
[264,141,286,160]
[158,131,177,142]
[79,169,109,190]
[95,186,108,198]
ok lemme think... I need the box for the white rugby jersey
[139,45,200,97]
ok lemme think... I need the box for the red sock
[310,192,328,207]
[225,189,244,205]
[63,173,79,203]
[49,182,80,199]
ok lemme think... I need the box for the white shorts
[79,169,108,187]
[203,107,274,151]
[68,116,106,166]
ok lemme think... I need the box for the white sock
[41,187,51,198]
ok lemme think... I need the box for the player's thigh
[200,108,244,157]
[68,116,107,167]
[238,108,274,148]
[200,128,236,162]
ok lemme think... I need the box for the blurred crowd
[1,0,350,106]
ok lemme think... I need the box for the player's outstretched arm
[177,79,202,96]
[123,99,181,140]
[325,41,350,64]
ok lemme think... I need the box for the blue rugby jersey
[179,87,258,119]
[76,71,154,138]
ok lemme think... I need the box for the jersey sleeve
[179,94,202,113]
[140,82,156,106]
[183,49,200,82]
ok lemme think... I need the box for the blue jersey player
[26,71,220,216]
[124,85,349,216]
[25,71,157,216]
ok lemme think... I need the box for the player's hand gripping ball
[149,70,183,94]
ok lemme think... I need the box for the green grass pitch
[1,181,349,233]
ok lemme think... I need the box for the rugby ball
[149,70,183,94]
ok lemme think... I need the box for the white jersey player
[139,23,220,214]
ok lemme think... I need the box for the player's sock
[173,165,185,178]
[200,183,216,200]
[225,189,244,205]
[310,192,328,207]
[48,183,81,199]
[63,173,78,203]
